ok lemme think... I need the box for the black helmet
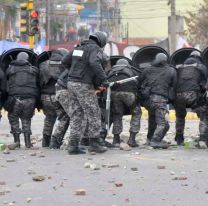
[190,50,201,57]
[57,48,69,57]
[16,52,29,61]
[89,31,107,48]
[153,53,168,65]
[116,58,130,66]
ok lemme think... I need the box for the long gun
[105,76,139,135]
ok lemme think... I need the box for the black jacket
[57,69,68,89]
[139,63,177,99]
[62,39,107,86]
[176,57,207,93]
[40,51,65,95]
[6,60,39,98]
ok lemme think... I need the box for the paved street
[0,114,208,206]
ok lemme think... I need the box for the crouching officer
[108,59,141,147]
[62,31,108,154]
[5,52,39,148]
[40,48,68,147]
[139,53,177,149]
[50,69,70,149]
[174,51,208,145]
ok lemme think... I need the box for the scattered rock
[0,181,6,185]
[170,171,175,175]
[48,176,52,180]
[7,143,18,150]
[29,153,37,156]
[6,159,16,163]
[120,143,131,151]
[115,183,123,187]
[157,165,166,170]
[26,198,32,203]
[131,167,138,171]
[3,148,10,154]
[90,163,100,170]
[205,191,208,194]
[198,141,207,149]
[0,192,5,196]
[173,176,188,181]
[181,171,186,175]
[171,157,176,161]
[74,189,86,196]
[102,164,119,168]
[197,169,203,173]
[28,171,36,175]
[181,184,188,187]
[32,176,45,182]
[38,154,45,158]
[16,184,21,187]
[135,152,140,155]
[84,162,91,168]
[89,152,96,155]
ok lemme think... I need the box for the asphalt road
[0,114,208,206]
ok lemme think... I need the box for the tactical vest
[68,45,89,79]
[48,60,65,80]
[178,63,201,84]
[107,65,135,82]
[7,65,39,97]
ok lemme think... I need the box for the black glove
[102,81,110,88]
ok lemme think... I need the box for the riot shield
[132,46,169,70]
[36,51,51,67]
[0,48,38,71]
[170,48,201,67]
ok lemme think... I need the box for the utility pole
[97,0,101,31]
[46,0,51,49]
[114,0,120,42]
[169,0,176,54]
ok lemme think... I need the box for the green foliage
[185,0,208,49]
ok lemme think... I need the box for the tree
[185,0,208,49]
[0,0,25,40]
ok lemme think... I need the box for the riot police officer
[174,51,208,146]
[62,31,108,154]
[108,59,141,147]
[5,52,39,148]
[39,48,68,147]
[49,69,70,149]
[139,53,177,149]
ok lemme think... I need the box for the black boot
[88,138,107,153]
[80,138,90,146]
[99,129,114,148]
[127,132,139,147]
[112,134,120,146]
[175,133,184,146]
[24,133,33,148]
[42,135,51,147]
[150,139,169,149]
[68,139,86,155]
[13,133,20,148]
[49,136,62,149]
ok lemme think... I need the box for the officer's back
[176,51,207,93]
[6,52,39,98]
[139,53,176,100]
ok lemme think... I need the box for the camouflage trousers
[8,97,36,134]
[174,91,208,139]
[52,88,70,140]
[67,82,101,140]
[111,91,141,135]
[143,95,169,142]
